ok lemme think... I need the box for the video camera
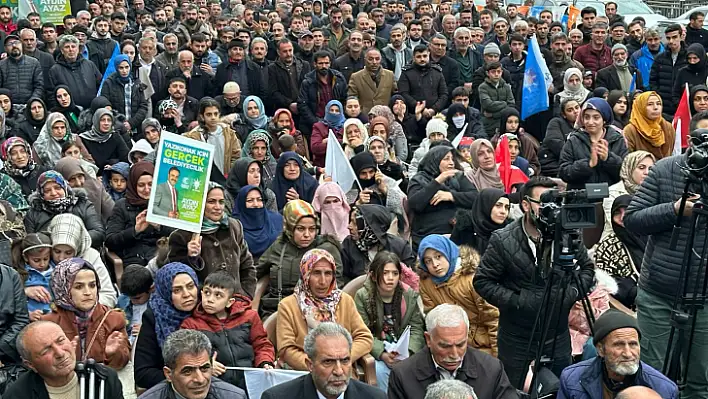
[535,183,609,237]
[684,128,708,181]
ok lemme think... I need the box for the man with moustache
[548,32,585,93]
[334,30,365,82]
[3,31,45,104]
[382,23,412,82]
[348,48,395,115]
[173,4,211,47]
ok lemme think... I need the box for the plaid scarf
[294,248,342,328]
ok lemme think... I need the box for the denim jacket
[24,264,53,314]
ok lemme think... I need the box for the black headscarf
[593,87,609,99]
[225,156,267,199]
[272,152,318,210]
[410,145,461,191]
[471,188,509,240]
[612,194,646,270]
[446,103,468,140]
[686,43,707,73]
[690,84,708,115]
[350,152,377,189]
[24,97,47,129]
[51,85,81,133]
[607,90,629,128]
[499,107,521,135]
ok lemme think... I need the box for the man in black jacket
[624,149,708,399]
[166,50,214,102]
[333,29,365,82]
[268,39,312,115]
[213,39,265,100]
[685,11,708,52]
[398,44,448,119]
[596,43,644,93]
[0,34,43,105]
[475,177,595,389]
[47,34,102,110]
[4,321,123,399]
[649,24,686,119]
[19,28,54,93]
[263,322,385,399]
[429,33,460,99]
[297,50,347,137]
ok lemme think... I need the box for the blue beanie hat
[584,97,613,124]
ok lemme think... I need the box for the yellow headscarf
[629,91,666,148]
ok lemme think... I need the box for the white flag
[325,131,361,192]
[227,367,308,399]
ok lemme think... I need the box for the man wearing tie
[154,167,180,218]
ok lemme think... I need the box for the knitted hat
[493,17,508,27]
[593,309,641,344]
[71,25,88,35]
[584,97,613,124]
[227,39,246,50]
[611,43,628,55]
[426,118,448,137]
[484,43,501,56]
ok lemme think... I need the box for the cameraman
[623,113,708,399]
[474,177,595,389]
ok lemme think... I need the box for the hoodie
[673,43,708,107]
[128,139,155,164]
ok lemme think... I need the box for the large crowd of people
[0,0,707,398]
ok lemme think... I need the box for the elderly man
[596,43,644,92]
[139,329,246,399]
[388,304,517,399]
[47,34,101,109]
[268,39,312,114]
[4,321,122,399]
[166,50,214,101]
[349,47,395,115]
[262,323,385,399]
[215,82,243,119]
[0,34,43,105]
[424,380,478,399]
[558,310,678,399]
[156,33,180,69]
[617,387,663,399]
[19,28,54,89]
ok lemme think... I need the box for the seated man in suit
[262,322,386,399]
[153,166,180,218]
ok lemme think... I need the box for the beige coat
[347,68,396,115]
[183,123,242,173]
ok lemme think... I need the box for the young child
[61,141,99,178]
[504,134,532,177]
[279,134,319,176]
[479,61,515,137]
[11,233,53,321]
[117,264,154,344]
[102,161,129,201]
[457,136,474,171]
[180,271,275,389]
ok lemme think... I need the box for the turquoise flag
[98,43,121,94]
[521,36,551,120]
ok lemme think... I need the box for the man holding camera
[475,177,595,389]
[623,126,708,399]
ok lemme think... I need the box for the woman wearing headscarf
[595,195,646,309]
[368,117,398,164]
[539,98,581,177]
[690,84,708,115]
[592,87,609,99]
[341,204,416,283]
[312,182,350,242]
[366,135,404,182]
[445,102,484,142]
[226,157,278,212]
[276,248,373,370]
[159,183,256,295]
[99,54,148,136]
[256,200,343,316]
[268,108,309,159]
[601,150,655,239]
[47,213,116,307]
[390,94,426,148]
[1,137,48,196]
[51,85,83,133]
[345,151,406,220]
[134,263,200,390]
[34,112,94,168]
[342,118,369,159]
[554,68,590,116]
[623,91,675,160]
[79,108,130,170]
[451,188,510,254]
[55,157,114,224]
[408,146,478,250]
[233,185,283,260]
[673,43,708,108]
[311,99,346,167]
[491,108,541,173]
[0,89,23,138]
[368,105,408,162]
[272,152,318,211]
[24,170,105,248]
[76,96,131,146]
[466,139,504,190]
[418,234,499,356]
[608,90,630,129]
[105,161,173,266]
[240,129,277,187]
[0,169,28,212]
[41,257,130,369]
[559,98,628,190]
[235,95,270,141]
[16,97,47,145]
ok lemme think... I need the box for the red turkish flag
[495,135,529,194]
[673,83,691,150]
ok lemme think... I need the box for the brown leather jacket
[42,304,130,370]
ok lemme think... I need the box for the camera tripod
[520,228,595,398]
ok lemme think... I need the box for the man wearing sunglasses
[474,177,596,390]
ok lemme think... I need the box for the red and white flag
[673,83,691,153]
[495,135,529,194]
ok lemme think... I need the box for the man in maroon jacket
[573,22,612,74]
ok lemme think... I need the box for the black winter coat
[624,154,707,301]
[432,54,461,100]
[501,54,526,111]
[685,25,708,52]
[474,218,595,337]
[0,55,43,104]
[649,45,687,118]
[80,133,130,170]
[398,63,449,114]
[297,69,348,134]
[25,49,55,90]
[596,64,644,93]
[48,56,102,109]
[105,199,174,266]
[267,59,311,113]
[23,191,105,249]
[539,116,574,177]
[333,52,364,82]
[0,264,29,364]
[4,362,123,399]
[134,308,165,391]
[672,43,708,108]
[10,165,48,197]
[165,66,214,101]
[213,60,265,99]
[99,74,149,131]
[559,127,628,190]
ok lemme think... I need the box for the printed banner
[146,132,215,233]
[18,0,70,25]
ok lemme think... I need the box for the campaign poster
[18,0,70,25]
[146,132,215,233]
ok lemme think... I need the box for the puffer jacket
[296,69,348,135]
[398,63,449,113]
[572,43,612,74]
[649,44,687,118]
[105,198,173,266]
[501,53,526,111]
[624,154,707,301]
[47,55,102,109]
[256,234,343,315]
[23,191,105,249]
[630,42,664,89]
[539,116,575,177]
[354,278,425,359]
[672,43,708,107]
[340,204,416,283]
[421,245,500,356]
[180,295,275,389]
[0,264,29,364]
[559,127,628,190]
[0,55,43,104]
[475,218,595,338]
[478,78,515,137]
[99,73,149,131]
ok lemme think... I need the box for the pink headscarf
[312,182,351,242]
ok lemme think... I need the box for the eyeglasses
[525,196,542,204]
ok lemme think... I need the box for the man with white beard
[557,310,678,399]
